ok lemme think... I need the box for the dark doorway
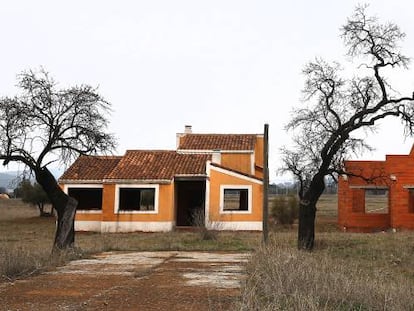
[175,180,206,226]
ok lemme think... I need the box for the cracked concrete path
[0,251,250,311]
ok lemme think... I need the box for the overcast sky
[1,1,414,182]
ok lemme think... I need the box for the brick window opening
[364,189,389,214]
[223,188,249,211]
[119,188,155,211]
[408,189,414,213]
[68,188,102,210]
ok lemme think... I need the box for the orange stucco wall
[73,183,175,223]
[208,167,262,222]
[338,150,414,231]
[254,136,264,168]
[221,153,253,176]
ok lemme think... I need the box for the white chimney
[184,125,192,134]
[212,149,221,164]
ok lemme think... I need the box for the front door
[175,180,206,226]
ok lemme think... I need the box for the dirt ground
[0,251,250,311]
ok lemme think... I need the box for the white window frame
[220,185,252,214]
[114,184,159,214]
[63,184,103,214]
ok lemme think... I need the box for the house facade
[59,126,264,232]
[338,145,414,232]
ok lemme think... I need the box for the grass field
[1,196,414,310]
[0,199,261,282]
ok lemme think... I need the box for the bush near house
[270,195,299,225]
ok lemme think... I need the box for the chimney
[184,125,192,134]
[212,149,221,164]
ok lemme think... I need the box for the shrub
[271,195,299,225]
[192,208,220,240]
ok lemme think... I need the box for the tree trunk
[35,167,77,250]
[298,201,317,250]
[297,173,325,250]
[53,196,77,249]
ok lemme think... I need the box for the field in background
[0,194,340,269]
[2,196,414,310]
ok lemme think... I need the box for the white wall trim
[210,165,262,184]
[104,179,171,184]
[177,149,253,154]
[206,221,262,231]
[205,162,211,225]
[63,183,103,192]
[250,152,255,175]
[75,220,102,232]
[100,221,174,232]
[219,185,252,214]
[114,184,159,214]
[76,210,102,214]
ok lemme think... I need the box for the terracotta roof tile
[105,150,210,180]
[178,134,256,151]
[59,156,122,181]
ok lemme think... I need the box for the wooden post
[263,124,269,244]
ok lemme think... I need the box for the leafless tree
[0,69,116,250]
[281,5,414,250]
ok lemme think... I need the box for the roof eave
[102,179,172,184]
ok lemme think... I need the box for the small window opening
[68,188,102,210]
[223,188,248,211]
[119,188,155,211]
[364,189,388,214]
[408,189,414,213]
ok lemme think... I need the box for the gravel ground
[0,251,250,311]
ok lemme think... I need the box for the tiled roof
[59,156,122,181]
[178,134,257,151]
[103,150,211,180]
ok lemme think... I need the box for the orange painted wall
[254,135,264,169]
[221,153,253,176]
[101,183,175,222]
[73,183,175,223]
[208,167,262,222]
[74,212,102,221]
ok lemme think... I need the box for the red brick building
[338,145,414,232]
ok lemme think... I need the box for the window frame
[63,184,103,214]
[219,185,252,214]
[114,184,159,214]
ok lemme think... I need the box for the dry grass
[240,194,414,310]
[239,231,414,310]
[3,195,414,310]
[0,198,39,220]
[0,199,259,282]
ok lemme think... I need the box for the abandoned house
[338,145,414,232]
[59,126,264,232]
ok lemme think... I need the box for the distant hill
[0,168,63,190]
[0,172,19,189]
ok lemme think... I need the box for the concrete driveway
[0,251,250,311]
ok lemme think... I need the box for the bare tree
[281,5,414,250]
[0,69,116,250]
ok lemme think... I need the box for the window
[364,188,389,214]
[408,189,414,213]
[68,187,102,210]
[220,185,252,213]
[115,185,158,213]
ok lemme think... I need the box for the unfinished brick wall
[338,146,414,231]
[338,161,390,232]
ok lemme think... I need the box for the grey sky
[1,1,414,182]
